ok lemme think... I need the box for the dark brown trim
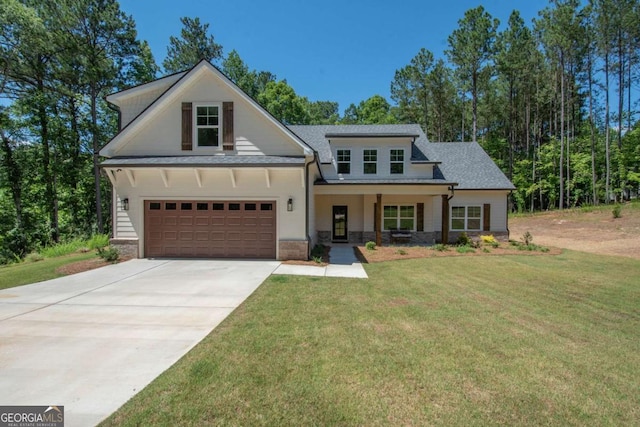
[375,194,382,246]
[483,204,491,231]
[417,202,424,232]
[222,101,234,151]
[441,195,449,244]
[181,102,193,151]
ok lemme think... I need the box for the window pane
[383,218,397,230]
[165,202,176,210]
[400,206,414,217]
[198,128,219,146]
[468,219,481,230]
[452,219,464,230]
[468,206,481,218]
[364,163,377,174]
[399,218,414,230]
[390,163,403,174]
[452,207,465,217]
[364,149,377,161]
[245,203,256,210]
[149,202,161,210]
[181,203,192,210]
[229,203,240,210]
[383,205,397,217]
[260,203,273,211]
[390,149,404,161]
[196,203,208,210]
[212,203,224,210]
[337,150,350,161]
[337,163,350,174]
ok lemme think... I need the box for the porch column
[375,193,382,246]
[441,195,449,244]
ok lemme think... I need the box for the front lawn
[0,252,99,290]
[102,251,640,426]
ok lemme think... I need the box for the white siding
[112,72,304,157]
[119,86,170,128]
[109,167,306,257]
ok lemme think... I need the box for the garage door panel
[145,200,276,259]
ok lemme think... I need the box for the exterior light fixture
[287,197,293,212]
[122,198,129,211]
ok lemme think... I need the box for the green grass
[101,251,640,426]
[0,252,98,290]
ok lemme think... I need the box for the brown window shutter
[181,102,192,151]
[417,203,424,231]
[483,204,491,231]
[223,101,234,151]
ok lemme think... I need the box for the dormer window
[195,103,221,148]
[337,149,351,174]
[390,149,404,174]
[363,149,377,174]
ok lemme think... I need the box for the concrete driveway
[0,259,280,427]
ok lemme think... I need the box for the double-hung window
[390,149,404,174]
[195,104,221,148]
[383,205,415,230]
[363,149,377,174]
[337,149,351,174]
[451,206,482,231]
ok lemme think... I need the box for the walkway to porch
[272,244,368,278]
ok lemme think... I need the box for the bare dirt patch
[509,203,640,260]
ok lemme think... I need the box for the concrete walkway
[0,259,280,427]
[272,244,368,278]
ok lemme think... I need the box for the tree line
[1,0,639,263]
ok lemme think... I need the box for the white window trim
[451,205,483,231]
[193,102,222,151]
[390,148,405,174]
[363,148,378,175]
[382,204,416,231]
[336,148,351,175]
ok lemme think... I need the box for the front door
[332,205,348,241]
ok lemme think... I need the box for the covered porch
[314,183,457,246]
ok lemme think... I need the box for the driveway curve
[0,259,280,427]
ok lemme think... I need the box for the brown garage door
[144,200,276,258]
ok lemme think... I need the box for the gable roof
[288,124,514,190]
[100,60,313,158]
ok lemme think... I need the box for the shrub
[456,245,475,254]
[521,231,533,246]
[87,234,110,250]
[310,244,326,258]
[612,205,622,219]
[395,249,407,255]
[365,241,376,251]
[312,256,323,264]
[40,239,85,258]
[480,234,497,244]
[25,252,44,263]
[432,243,449,252]
[456,232,472,246]
[97,246,119,262]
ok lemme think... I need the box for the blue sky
[119,0,551,114]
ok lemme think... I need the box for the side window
[363,149,377,174]
[390,149,404,174]
[337,149,351,174]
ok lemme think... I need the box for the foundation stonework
[109,239,139,258]
[278,240,309,260]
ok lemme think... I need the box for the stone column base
[278,240,309,260]
[109,239,139,258]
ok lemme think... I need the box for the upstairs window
[390,149,404,174]
[363,149,377,174]
[337,149,351,174]
[195,104,220,148]
[451,206,482,231]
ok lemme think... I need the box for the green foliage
[25,252,44,263]
[87,234,109,250]
[395,249,407,255]
[97,246,119,263]
[257,80,309,125]
[456,245,476,254]
[39,239,85,258]
[612,205,622,219]
[163,16,223,73]
[340,95,397,124]
[456,232,472,246]
[365,241,376,251]
[312,256,323,264]
[432,243,449,252]
[521,231,533,246]
[310,244,326,259]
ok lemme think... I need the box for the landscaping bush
[87,234,110,249]
[97,246,119,262]
[310,244,326,258]
[456,245,476,254]
[395,249,407,255]
[612,204,622,218]
[480,234,499,248]
[25,252,44,263]
[521,231,533,246]
[432,243,449,252]
[456,232,472,246]
[40,239,85,258]
[365,241,376,251]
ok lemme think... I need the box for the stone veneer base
[278,240,309,261]
[109,239,139,258]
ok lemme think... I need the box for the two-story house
[100,60,514,260]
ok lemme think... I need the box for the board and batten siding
[112,72,304,158]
